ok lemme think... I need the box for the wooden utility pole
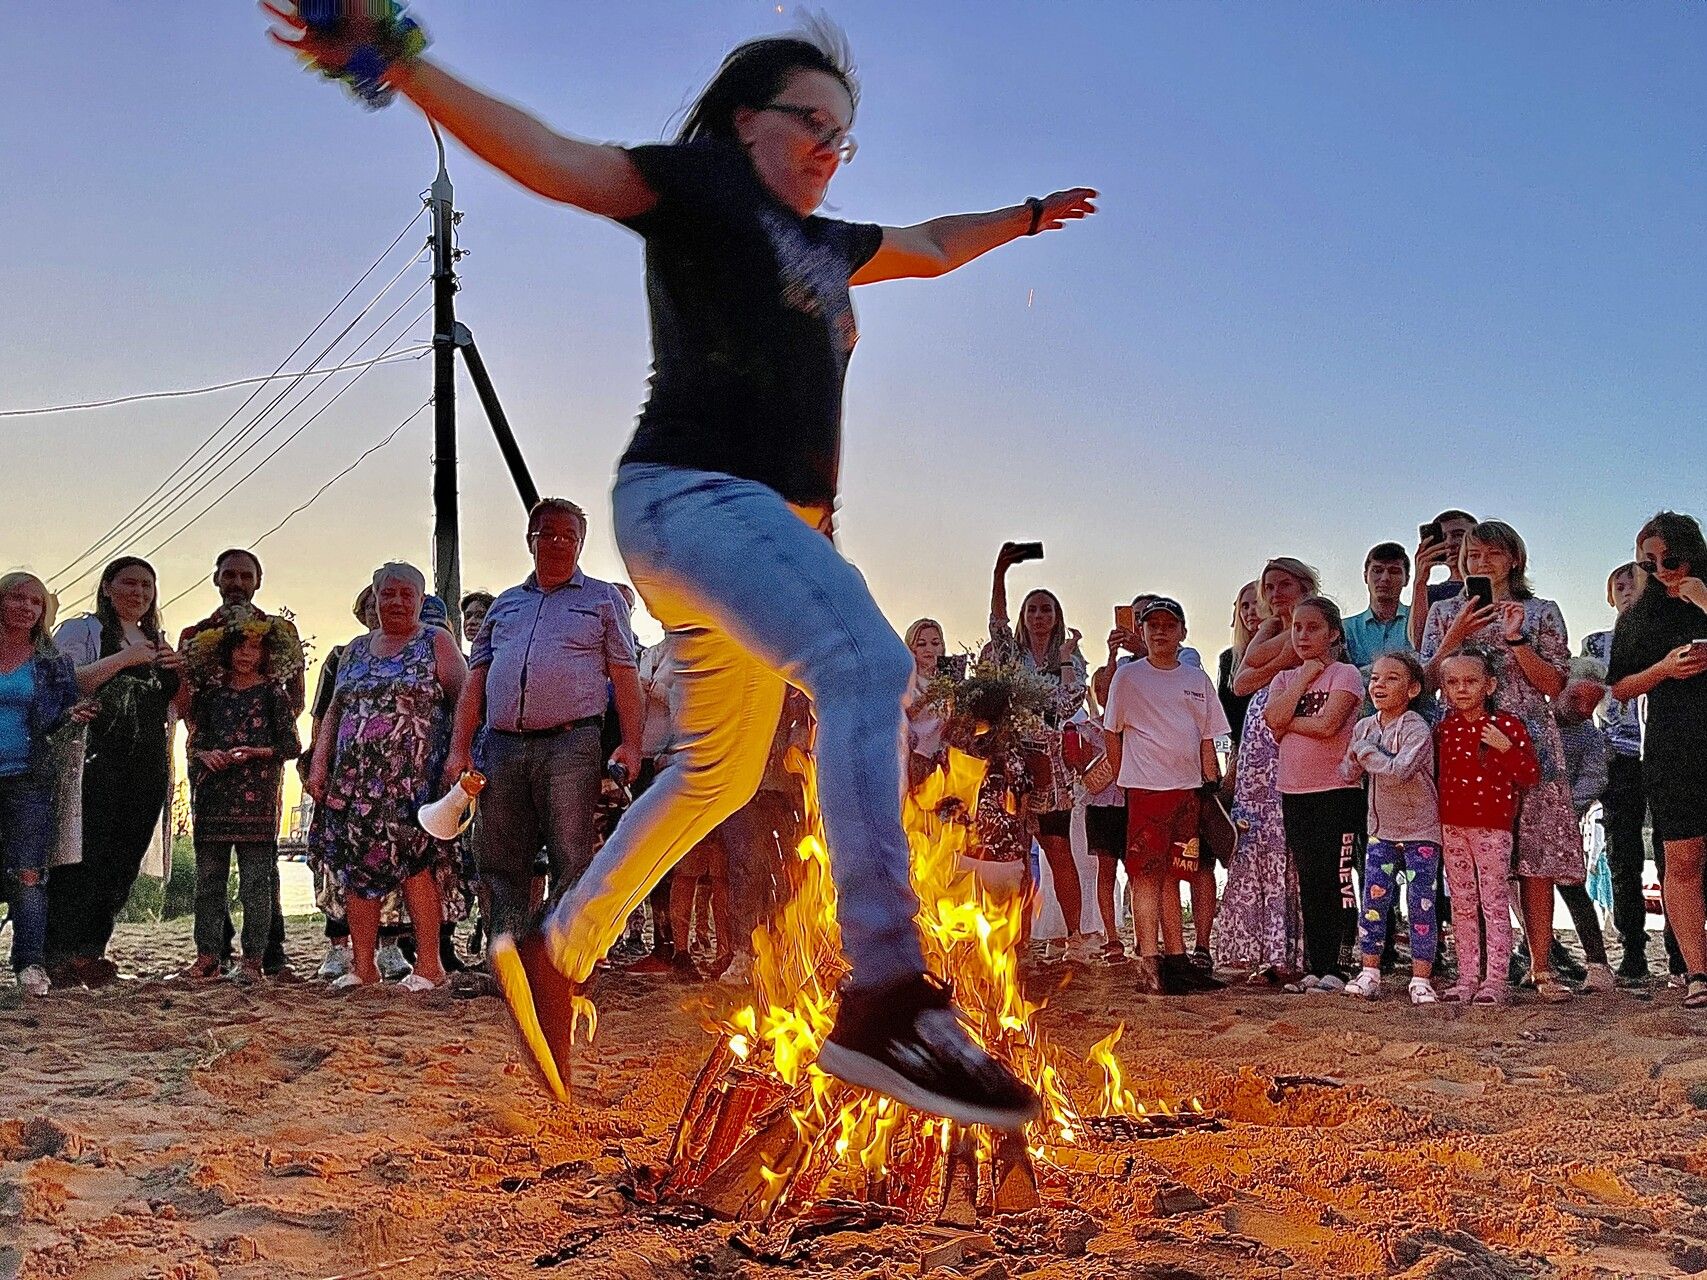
[423,125,541,644]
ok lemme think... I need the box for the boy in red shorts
[1101,598,1229,994]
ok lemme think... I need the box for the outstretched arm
[852,189,1096,285]
[265,5,655,219]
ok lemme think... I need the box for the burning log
[936,1124,980,1227]
[991,1130,1039,1213]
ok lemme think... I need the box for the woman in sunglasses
[1609,512,1707,1008]
[268,5,1095,1127]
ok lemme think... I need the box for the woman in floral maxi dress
[1211,559,1319,981]
[307,563,466,990]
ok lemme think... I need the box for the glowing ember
[659,746,1213,1220]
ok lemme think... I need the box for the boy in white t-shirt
[1102,598,1231,995]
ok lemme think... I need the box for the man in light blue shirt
[1343,542,1414,678]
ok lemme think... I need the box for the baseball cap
[1138,597,1186,626]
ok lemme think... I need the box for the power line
[155,399,433,617]
[57,297,432,610]
[49,249,428,590]
[47,211,428,589]
[0,347,430,418]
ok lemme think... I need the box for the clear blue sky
[5,2,1704,663]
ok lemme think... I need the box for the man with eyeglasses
[444,498,643,938]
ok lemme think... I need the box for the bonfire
[650,744,1217,1228]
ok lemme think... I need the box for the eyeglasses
[530,531,580,546]
[760,102,857,164]
[1639,555,1685,574]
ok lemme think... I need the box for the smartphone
[1466,575,1495,611]
[1010,541,1044,564]
[1689,640,1707,661]
[1114,604,1136,633]
[1419,521,1443,546]
[941,653,968,681]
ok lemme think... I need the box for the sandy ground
[6,918,1707,1280]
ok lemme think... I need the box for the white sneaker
[718,952,753,988]
[316,944,354,981]
[1583,962,1616,994]
[376,942,413,981]
[17,965,50,997]
[1309,974,1346,995]
[1067,934,1104,965]
[1343,969,1382,999]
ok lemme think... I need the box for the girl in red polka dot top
[1434,648,1540,1004]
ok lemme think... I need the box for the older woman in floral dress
[307,563,466,990]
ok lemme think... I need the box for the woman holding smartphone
[1420,521,1580,1001]
[1609,512,1707,1008]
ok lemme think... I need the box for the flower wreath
[185,605,305,689]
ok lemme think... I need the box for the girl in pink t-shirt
[1264,597,1367,992]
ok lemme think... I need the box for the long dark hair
[675,19,858,145]
[95,555,162,653]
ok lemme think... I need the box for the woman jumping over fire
[267,1,1095,1130]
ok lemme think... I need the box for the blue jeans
[542,464,926,989]
[0,773,53,971]
[475,722,603,937]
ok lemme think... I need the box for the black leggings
[1282,788,1366,979]
[45,754,167,964]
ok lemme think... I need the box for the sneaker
[178,954,223,982]
[230,958,265,986]
[1582,962,1616,994]
[1133,956,1164,995]
[718,952,754,987]
[1099,940,1129,966]
[816,974,1041,1132]
[1343,969,1382,1000]
[1189,946,1214,972]
[376,942,413,982]
[316,944,354,981]
[1310,974,1347,995]
[489,931,578,1104]
[1066,934,1103,965]
[1615,967,1652,990]
[1160,954,1225,993]
[75,956,121,989]
[17,965,50,997]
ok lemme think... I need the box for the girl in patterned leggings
[1339,653,1441,1004]
[1435,648,1541,1005]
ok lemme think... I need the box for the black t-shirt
[1607,590,1707,775]
[617,141,884,506]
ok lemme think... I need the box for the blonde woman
[0,574,88,994]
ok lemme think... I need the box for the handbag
[1082,754,1117,795]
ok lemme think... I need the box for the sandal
[1100,941,1129,965]
[1472,981,1508,1007]
[396,972,445,993]
[1530,972,1574,1003]
[329,972,375,990]
[1683,975,1707,1009]
[1440,981,1477,1003]
[1408,979,1439,1005]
